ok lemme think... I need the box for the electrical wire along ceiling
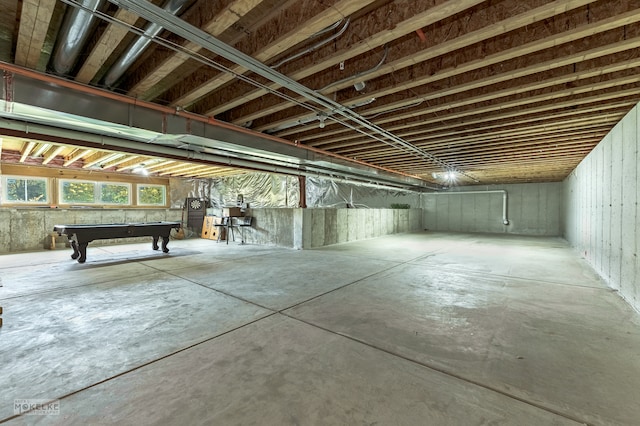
[1,0,639,186]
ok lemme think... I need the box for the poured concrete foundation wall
[0,207,422,253]
[422,183,562,236]
[232,208,300,248]
[563,104,639,312]
[238,208,422,249]
[0,208,182,253]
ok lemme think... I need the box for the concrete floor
[1,232,639,425]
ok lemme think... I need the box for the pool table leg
[77,242,88,263]
[161,234,170,253]
[152,236,160,251]
[70,240,80,260]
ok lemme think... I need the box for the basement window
[60,179,131,206]
[137,184,166,206]
[2,176,48,204]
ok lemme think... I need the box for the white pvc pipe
[430,190,509,226]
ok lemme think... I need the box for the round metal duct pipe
[103,0,192,88]
[51,0,106,76]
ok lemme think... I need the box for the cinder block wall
[0,208,182,253]
[422,183,563,236]
[563,104,639,313]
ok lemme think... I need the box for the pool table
[53,221,181,263]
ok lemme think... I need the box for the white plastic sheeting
[209,173,300,208]
[207,172,420,209]
[306,176,420,208]
[169,177,210,208]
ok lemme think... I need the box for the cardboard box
[223,207,243,217]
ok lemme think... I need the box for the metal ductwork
[51,0,107,76]
[0,64,438,191]
[102,0,192,88]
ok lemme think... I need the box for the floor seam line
[279,312,594,426]
[0,271,161,300]
[410,263,610,290]
[310,249,440,264]
[159,269,277,311]
[276,259,418,313]
[0,312,279,424]
[161,258,413,315]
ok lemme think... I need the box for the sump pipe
[430,190,509,225]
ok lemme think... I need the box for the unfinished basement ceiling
[0,135,243,178]
[1,0,639,185]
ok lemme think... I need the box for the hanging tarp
[208,172,420,209]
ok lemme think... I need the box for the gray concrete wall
[239,208,422,249]
[0,208,182,253]
[235,208,299,248]
[0,207,422,253]
[563,104,639,313]
[422,183,562,236]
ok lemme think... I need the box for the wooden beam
[247,0,601,130]
[128,0,268,98]
[145,160,176,172]
[275,57,640,140]
[0,0,18,62]
[317,100,629,150]
[14,0,57,68]
[173,166,222,177]
[19,141,36,162]
[32,143,51,157]
[42,145,65,164]
[116,158,152,172]
[205,0,486,117]
[75,9,140,84]
[64,149,94,167]
[160,164,213,176]
[154,162,199,174]
[170,0,380,108]
[319,41,640,135]
[102,155,139,169]
[306,93,638,147]
[83,152,120,169]
[198,168,243,178]
[337,117,618,157]
[299,83,640,148]
[266,10,640,138]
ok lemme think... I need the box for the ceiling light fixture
[444,171,457,182]
[132,165,149,175]
[317,113,327,129]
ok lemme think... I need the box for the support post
[298,175,307,208]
